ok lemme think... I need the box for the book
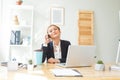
[50,68,83,77]
[10,30,16,45]
[15,31,21,45]
[10,30,21,45]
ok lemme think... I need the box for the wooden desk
[2,64,120,80]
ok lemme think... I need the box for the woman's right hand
[44,35,51,44]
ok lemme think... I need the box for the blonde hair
[47,24,60,33]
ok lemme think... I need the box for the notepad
[50,68,83,77]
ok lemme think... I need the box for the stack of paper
[50,68,83,77]
[110,65,120,71]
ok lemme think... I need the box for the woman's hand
[48,58,60,64]
[44,35,51,44]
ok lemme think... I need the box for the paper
[50,68,83,77]
[110,65,120,71]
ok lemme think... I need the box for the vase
[16,0,23,5]
[95,64,105,71]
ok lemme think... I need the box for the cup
[34,49,43,65]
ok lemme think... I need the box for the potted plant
[27,59,34,71]
[95,60,105,71]
[28,59,33,65]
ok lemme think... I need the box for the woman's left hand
[48,58,60,64]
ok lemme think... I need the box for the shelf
[8,5,34,10]
[8,5,34,63]
[10,25,32,27]
[10,45,31,47]
[10,25,32,30]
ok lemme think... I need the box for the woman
[42,24,71,64]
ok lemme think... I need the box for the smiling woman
[42,24,71,64]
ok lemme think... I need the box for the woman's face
[47,25,61,39]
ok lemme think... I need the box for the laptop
[57,45,96,67]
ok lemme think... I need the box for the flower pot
[95,64,105,71]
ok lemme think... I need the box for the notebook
[50,68,83,77]
[57,45,96,67]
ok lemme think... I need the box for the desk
[2,64,120,80]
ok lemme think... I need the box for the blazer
[42,40,71,63]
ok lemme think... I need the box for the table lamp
[110,40,120,71]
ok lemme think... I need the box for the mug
[34,49,43,65]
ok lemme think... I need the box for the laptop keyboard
[56,63,66,66]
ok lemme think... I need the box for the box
[7,61,18,70]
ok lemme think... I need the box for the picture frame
[50,7,64,25]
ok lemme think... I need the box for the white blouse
[53,42,61,59]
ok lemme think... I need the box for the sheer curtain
[0,0,10,61]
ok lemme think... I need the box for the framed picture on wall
[50,7,64,25]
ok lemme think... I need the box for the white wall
[1,0,120,63]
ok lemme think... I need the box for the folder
[50,68,83,77]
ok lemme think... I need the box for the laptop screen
[62,45,96,67]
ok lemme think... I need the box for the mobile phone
[48,34,51,38]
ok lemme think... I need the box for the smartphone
[48,34,51,38]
